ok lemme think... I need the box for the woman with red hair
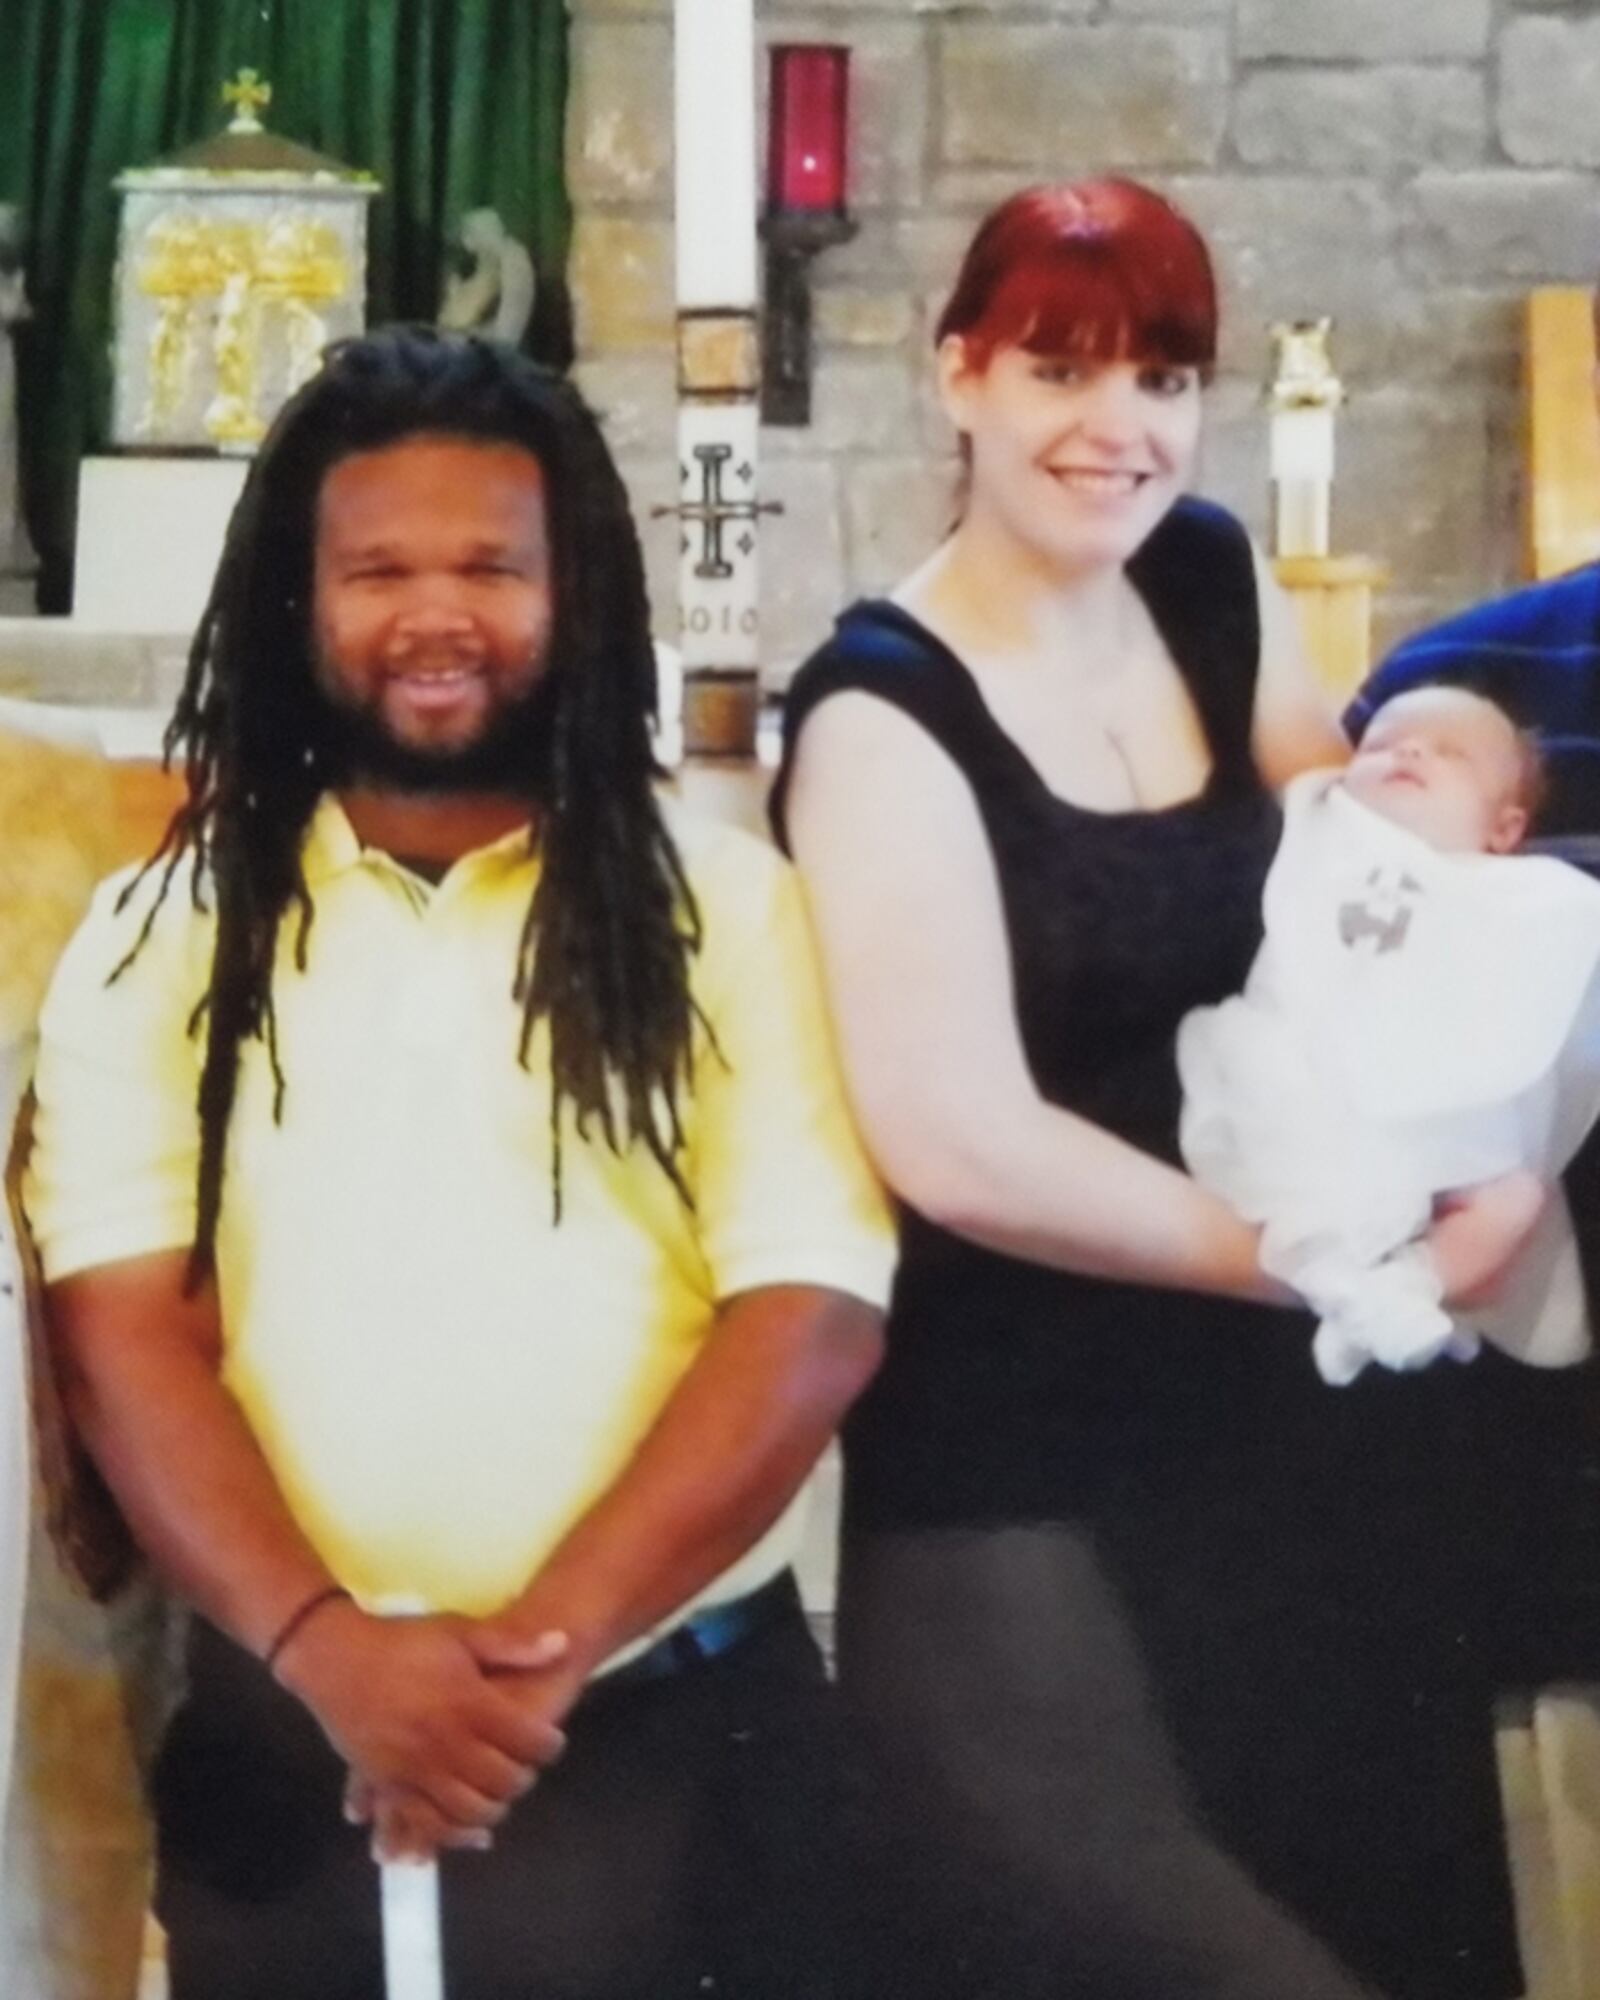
[774,181,1525,1998]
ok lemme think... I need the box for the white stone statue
[439,209,536,346]
[0,208,38,590]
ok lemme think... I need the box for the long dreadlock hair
[117,326,703,1284]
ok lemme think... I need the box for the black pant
[836,1523,1379,2000]
[154,1586,853,2000]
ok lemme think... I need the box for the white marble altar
[72,458,246,636]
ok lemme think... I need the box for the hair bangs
[938,179,1218,380]
[994,248,1214,375]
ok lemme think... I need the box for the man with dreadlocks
[22,327,893,2000]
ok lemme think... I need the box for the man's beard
[315,672,559,797]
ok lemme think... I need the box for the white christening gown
[1180,770,1600,1383]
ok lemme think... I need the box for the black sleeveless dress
[773,500,1522,2000]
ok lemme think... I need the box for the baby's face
[1343,688,1529,855]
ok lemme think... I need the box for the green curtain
[0,0,571,608]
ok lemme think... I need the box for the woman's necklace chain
[1091,704,1140,794]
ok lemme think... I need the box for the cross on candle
[660,445,781,581]
[223,68,273,134]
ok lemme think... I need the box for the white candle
[381,1857,446,2000]
[1270,406,1336,558]
[674,0,758,309]
[1270,404,1335,486]
[373,1598,447,2000]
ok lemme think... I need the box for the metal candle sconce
[760,45,857,427]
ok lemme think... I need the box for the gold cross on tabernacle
[223,69,273,134]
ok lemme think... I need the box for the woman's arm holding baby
[1249,546,1350,786]
[1429,1171,1548,1309]
[787,692,1286,1306]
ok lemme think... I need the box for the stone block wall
[568,0,1600,674]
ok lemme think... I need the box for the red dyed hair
[936,179,1218,379]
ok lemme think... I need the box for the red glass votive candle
[766,45,851,217]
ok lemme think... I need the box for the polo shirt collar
[300,796,537,888]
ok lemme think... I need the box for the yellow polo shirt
[26,797,894,1622]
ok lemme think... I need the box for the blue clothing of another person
[1351,564,1600,1686]
[1350,564,1600,834]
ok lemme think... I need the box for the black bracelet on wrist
[264,1584,353,1673]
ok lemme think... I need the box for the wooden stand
[1273,554,1388,704]
[1523,288,1600,584]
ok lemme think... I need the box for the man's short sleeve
[25,869,204,1281]
[685,830,896,1310]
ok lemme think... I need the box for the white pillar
[671,0,766,757]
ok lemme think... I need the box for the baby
[1179,683,1600,1384]
[1340,682,1538,859]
